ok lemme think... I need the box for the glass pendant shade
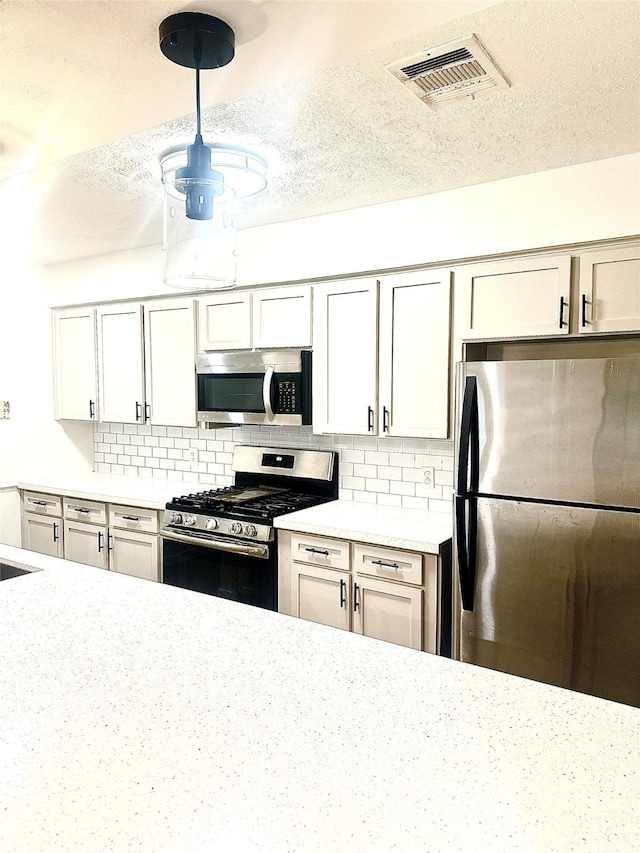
[160,143,267,290]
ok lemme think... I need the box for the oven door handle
[263,365,276,422]
[161,529,269,559]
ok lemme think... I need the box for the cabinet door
[197,292,252,350]
[454,255,572,340]
[96,304,145,424]
[293,563,351,631]
[52,307,98,421]
[312,279,378,435]
[379,270,451,439]
[22,513,63,558]
[252,286,312,348]
[63,520,108,569]
[578,245,640,334]
[144,298,197,427]
[353,575,423,651]
[109,528,159,582]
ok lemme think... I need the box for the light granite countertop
[0,545,638,853]
[15,473,202,510]
[275,499,452,553]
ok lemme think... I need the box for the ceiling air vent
[386,34,509,106]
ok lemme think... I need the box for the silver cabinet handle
[263,365,275,422]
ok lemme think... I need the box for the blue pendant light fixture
[158,13,267,289]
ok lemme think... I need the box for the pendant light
[158,12,267,290]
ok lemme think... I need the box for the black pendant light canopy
[159,13,235,69]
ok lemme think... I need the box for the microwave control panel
[277,380,297,413]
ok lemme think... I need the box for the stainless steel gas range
[161,445,339,610]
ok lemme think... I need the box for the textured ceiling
[1,0,639,265]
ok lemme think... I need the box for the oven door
[161,530,277,611]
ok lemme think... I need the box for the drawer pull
[72,507,91,514]
[122,515,140,522]
[371,559,400,570]
[304,547,329,556]
[31,500,48,506]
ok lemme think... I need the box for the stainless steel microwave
[196,349,312,427]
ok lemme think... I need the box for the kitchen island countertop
[275,498,452,552]
[0,544,638,852]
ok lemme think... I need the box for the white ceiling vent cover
[386,34,509,106]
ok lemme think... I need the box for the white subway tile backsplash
[92,423,454,516]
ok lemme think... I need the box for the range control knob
[169,512,183,525]
[206,518,219,531]
[229,522,243,535]
[183,514,197,526]
[244,524,258,538]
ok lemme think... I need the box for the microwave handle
[263,365,276,422]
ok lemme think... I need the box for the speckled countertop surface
[1,546,638,852]
[275,499,452,553]
[15,473,201,510]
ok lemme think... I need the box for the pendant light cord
[195,66,202,141]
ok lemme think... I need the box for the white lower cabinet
[284,532,438,653]
[294,564,351,631]
[21,491,160,582]
[64,518,108,569]
[22,512,64,558]
[109,528,159,582]
[353,575,423,650]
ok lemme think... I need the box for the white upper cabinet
[53,306,98,421]
[378,270,451,439]
[252,286,312,349]
[96,304,145,424]
[197,292,252,350]
[454,255,572,341]
[144,298,197,427]
[313,279,379,435]
[578,245,640,334]
[197,286,312,351]
[313,272,451,438]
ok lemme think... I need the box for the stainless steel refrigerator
[453,356,640,707]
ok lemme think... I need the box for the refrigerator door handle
[456,375,479,611]
[457,376,479,496]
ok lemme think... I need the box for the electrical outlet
[422,466,435,487]
[189,448,199,463]
[0,401,9,419]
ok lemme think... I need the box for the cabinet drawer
[290,534,350,570]
[63,497,107,525]
[109,504,159,534]
[23,491,62,517]
[352,543,423,585]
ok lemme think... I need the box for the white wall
[0,261,93,544]
[46,153,640,303]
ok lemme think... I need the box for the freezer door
[457,357,640,508]
[459,498,640,707]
